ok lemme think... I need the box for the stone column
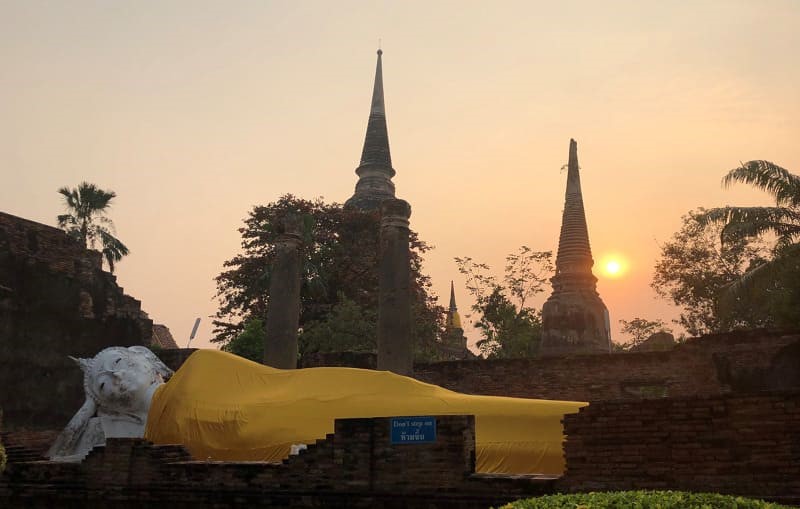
[263,215,302,369]
[377,199,413,375]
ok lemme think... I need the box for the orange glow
[599,256,627,279]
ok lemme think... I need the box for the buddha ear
[69,355,92,374]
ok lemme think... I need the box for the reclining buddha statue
[48,346,173,461]
[50,347,586,474]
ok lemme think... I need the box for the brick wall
[0,415,553,508]
[560,390,800,504]
[156,348,197,372]
[299,351,377,369]
[0,212,152,430]
[4,397,799,506]
[174,331,800,404]
[414,330,800,401]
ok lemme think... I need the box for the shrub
[500,491,791,509]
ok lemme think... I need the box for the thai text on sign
[390,416,437,444]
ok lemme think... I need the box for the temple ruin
[344,49,397,211]
[540,139,611,355]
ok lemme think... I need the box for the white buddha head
[49,346,173,460]
[74,346,172,415]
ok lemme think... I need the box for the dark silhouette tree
[695,161,800,306]
[652,210,770,336]
[57,182,129,272]
[213,195,444,360]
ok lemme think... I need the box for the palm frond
[718,244,800,309]
[97,228,129,257]
[97,228,129,272]
[77,182,116,213]
[723,161,800,208]
[57,187,80,211]
[695,206,800,244]
[56,214,77,228]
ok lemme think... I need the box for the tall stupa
[540,139,611,355]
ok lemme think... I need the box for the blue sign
[390,416,437,444]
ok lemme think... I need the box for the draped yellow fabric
[144,350,586,474]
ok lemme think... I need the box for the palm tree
[696,161,800,315]
[57,182,130,272]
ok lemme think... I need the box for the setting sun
[599,255,627,278]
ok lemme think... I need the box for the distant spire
[446,280,462,330]
[345,49,397,210]
[554,138,594,278]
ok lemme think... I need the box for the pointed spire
[540,138,610,355]
[554,138,594,277]
[359,49,393,171]
[446,280,462,330]
[346,49,397,210]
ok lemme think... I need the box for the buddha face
[86,348,165,415]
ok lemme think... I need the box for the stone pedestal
[377,199,413,375]
[263,216,302,369]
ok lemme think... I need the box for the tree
[652,209,772,336]
[694,160,800,326]
[455,247,553,358]
[57,182,129,272]
[618,317,672,350]
[213,195,444,359]
[221,318,265,363]
[299,293,377,354]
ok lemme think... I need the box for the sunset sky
[2,1,799,349]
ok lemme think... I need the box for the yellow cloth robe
[144,350,586,474]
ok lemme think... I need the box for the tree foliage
[221,318,265,363]
[299,293,377,354]
[694,160,800,327]
[455,247,553,358]
[213,195,444,359]
[652,210,770,336]
[57,182,129,272]
[617,317,672,350]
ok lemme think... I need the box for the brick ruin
[0,416,553,508]
[0,212,162,431]
[415,329,800,401]
[560,391,800,505]
[298,329,800,402]
[2,394,799,507]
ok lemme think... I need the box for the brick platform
[560,390,800,505]
[414,330,800,401]
[0,415,554,508]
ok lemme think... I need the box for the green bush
[500,491,791,509]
